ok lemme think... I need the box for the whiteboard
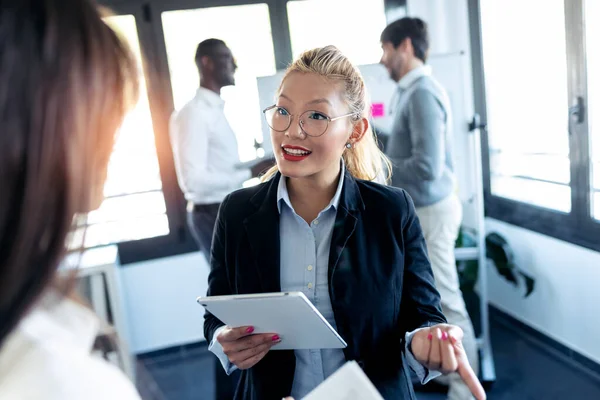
[428,52,477,228]
[256,70,285,155]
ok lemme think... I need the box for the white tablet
[197,291,347,350]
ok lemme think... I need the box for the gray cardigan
[386,74,456,208]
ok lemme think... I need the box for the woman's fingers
[236,348,270,370]
[217,325,255,343]
[410,327,432,364]
[457,357,486,400]
[230,337,281,368]
[217,325,282,370]
[406,323,486,400]
[451,335,487,400]
[446,325,464,343]
[439,330,458,374]
[427,328,442,370]
[222,333,278,355]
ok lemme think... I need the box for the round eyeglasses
[262,105,356,137]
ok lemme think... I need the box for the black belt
[187,202,220,213]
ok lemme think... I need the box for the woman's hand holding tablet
[217,325,281,370]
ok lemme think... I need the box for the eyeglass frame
[262,105,357,137]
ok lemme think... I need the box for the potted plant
[456,228,535,298]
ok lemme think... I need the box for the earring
[345,142,353,149]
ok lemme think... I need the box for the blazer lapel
[327,172,364,361]
[243,174,282,293]
[328,172,364,285]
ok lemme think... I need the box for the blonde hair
[261,46,392,183]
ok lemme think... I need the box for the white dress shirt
[170,87,251,205]
[0,292,140,400]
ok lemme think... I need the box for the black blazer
[204,171,446,400]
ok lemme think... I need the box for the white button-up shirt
[276,166,347,398]
[170,87,251,205]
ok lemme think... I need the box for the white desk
[61,246,135,380]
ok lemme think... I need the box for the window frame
[469,0,600,252]
[99,2,198,263]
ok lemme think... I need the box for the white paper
[302,361,384,400]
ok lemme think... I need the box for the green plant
[456,228,535,298]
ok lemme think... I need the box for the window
[586,0,600,220]
[161,4,277,162]
[480,0,571,213]
[82,15,169,249]
[287,0,387,66]
[474,0,600,251]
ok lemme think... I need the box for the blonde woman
[203,46,485,400]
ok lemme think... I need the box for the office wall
[486,219,600,364]
[407,0,471,57]
[120,251,209,354]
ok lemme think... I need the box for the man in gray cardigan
[380,17,478,400]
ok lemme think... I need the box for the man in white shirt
[170,39,272,257]
[170,38,271,400]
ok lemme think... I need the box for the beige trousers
[416,194,479,400]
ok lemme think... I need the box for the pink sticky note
[371,103,385,118]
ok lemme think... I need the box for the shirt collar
[398,65,432,89]
[277,160,346,214]
[197,87,225,108]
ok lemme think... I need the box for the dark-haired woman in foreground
[0,0,141,398]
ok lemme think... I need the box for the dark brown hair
[380,17,430,62]
[194,38,227,68]
[0,0,138,345]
